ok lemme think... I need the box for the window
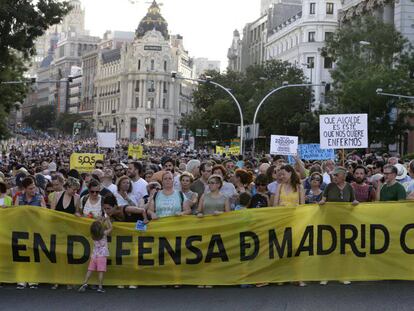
[324,57,333,69]
[151,59,155,71]
[138,60,141,70]
[162,119,169,139]
[307,57,315,68]
[162,98,167,109]
[135,97,139,108]
[148,80,155,92]
[308,32,316,42]
[163,81,167,93]
[145,118,155,139]
[147,98,154,109]
[325,32,334,41]
[135,80,140,92]
[326,3,334,14]
[164,61,167,72]
[310,3,316,14]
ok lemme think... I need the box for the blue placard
[288,144,335,162]
[135,220,147,232]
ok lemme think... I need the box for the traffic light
[212,119,220,129]
[325,83,331,93]
[311,89,315,102]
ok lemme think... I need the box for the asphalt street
[1,281,414,311]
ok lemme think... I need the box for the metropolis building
[93,1,194,140]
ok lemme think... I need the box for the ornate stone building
[93,1,194,140]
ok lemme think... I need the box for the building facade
[93,1,194,140]
[265,0,340,106]
[192,58,221,78]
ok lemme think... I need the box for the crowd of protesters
[0,137,414,292]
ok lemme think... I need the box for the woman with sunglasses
[197,175,230,216]
[250,174,271,208]
[305,172,323,204]
[80,179,104,219]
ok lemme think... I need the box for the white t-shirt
[82,196,102,219]
[132,178,148,203]
[323,172,332,185]
[105,183,118,195]
[115,192,138,206]
[267,181,279,195]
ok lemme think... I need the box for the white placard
[97,132,116,148]
[319,114,368,149]
[270,135,298,156]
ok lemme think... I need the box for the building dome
[136,1,169,40]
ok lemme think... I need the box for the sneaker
[320,281,328,286]
[51,284,59,290]
[29,284,38,289]
[204,285,213,289]
[66,285,73,290]
[341,281,351,285]
[298,281,307,287]
[128,285,137,289]
[97,287,105,293]
[256,283,269,288]
[197,285,205,288]
[16,283,26,290]
[117,285,125,289]
[78,284,88,293]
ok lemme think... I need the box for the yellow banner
[2,202,414,285]
[128,144,143,159]
[70,153,104,173]
[216,146,241,156]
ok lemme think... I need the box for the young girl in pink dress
[78,217,112,293]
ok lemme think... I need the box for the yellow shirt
[279,184,300,207]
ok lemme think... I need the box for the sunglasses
[311,178,321,182]
[96,166,104,169]
[90,190,100,194]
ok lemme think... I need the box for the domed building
[93,1,194,140]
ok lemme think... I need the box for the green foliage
[56,113,83,134]
[23,105,56,130]
[0,0,70,138]
[323,17,414,146]
[181,60,319,150]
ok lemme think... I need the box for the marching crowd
[0,138,414,292]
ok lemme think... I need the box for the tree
[24,105,56,130]
[0,0,70,138]
[323,17,414,146]
[56,113,84,134]
[181,60,319,150]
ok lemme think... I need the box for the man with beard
[151,157,181,190]
[127,161,148,203]
[351,165,376,202]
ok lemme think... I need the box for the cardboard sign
[70,153,104,173]
[128,144,143,159]
[97,132,116,148]
[270,135,298,156]
[320,114,368,149]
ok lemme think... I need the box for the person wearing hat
[394,163,412,190]
[319,167,359,206]
[378,164,407,201]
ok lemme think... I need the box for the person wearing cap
[378,164,407,201]
[319,167,358,205]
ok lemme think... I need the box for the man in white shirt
[127,161,148,203]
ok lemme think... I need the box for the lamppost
[376,88,414,100]
[252,83,325,156]
[171,72,245,154]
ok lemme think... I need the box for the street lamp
[376,88,414,100]
[171,71,245,154]
[252,83,325,156]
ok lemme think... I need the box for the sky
[81,0,259,71]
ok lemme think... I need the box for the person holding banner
[114,176,138,207]
[305,172,323,204]
[102,194,148,223]
[179,173,198,214]
[197,175,230,216]
[127,162,148,203]
[378,165,407,201]
[147,171,191,219]
[50,177,81,215]
[80,179,104,219]
[15,177,46,208]
[271,165,305,207]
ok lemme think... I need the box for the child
[78,217,112,293]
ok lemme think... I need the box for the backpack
[153,190,185,213]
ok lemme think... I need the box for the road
[1,281,414,311]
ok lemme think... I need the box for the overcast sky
[82,0,259,71]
